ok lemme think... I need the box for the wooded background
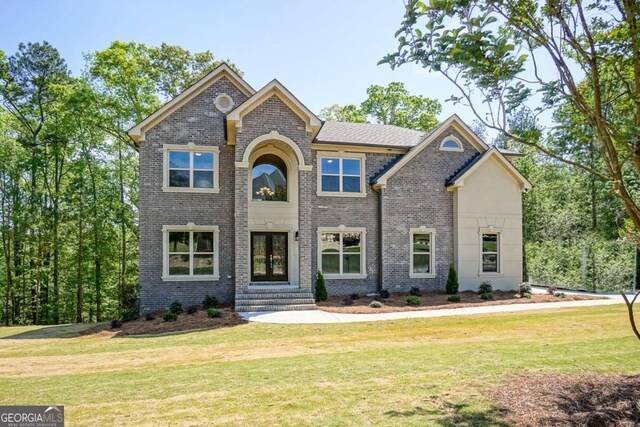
[0,39,635,325]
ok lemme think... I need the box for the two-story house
[128,64,531,312]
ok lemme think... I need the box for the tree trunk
[118,142,126,317]
[76,214,83,324]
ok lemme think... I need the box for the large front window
[162,226,219,280]
[317,153,366,196]
[163,145,219,193]
[482,233,499,273]
[318,228,366,277]
[252,154,287,201]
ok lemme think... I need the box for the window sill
[409,273,437,279]
[479,272,503,277]
[316,191,367,198]
[162,275,220,282]
[162,187,220,194]
[323,273,367,280]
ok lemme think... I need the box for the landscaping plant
[447,295,461,303]
[163,312,178,322]
[369,301,384,308]
[478,281,493,295]
[169,300,184,315]
[202,295,219,309]
[406,295,422,306]
[446,264,459,295]
[481,292,494,301]
[518,282,532,295]
[409,287,422,297]
[207,308,221,318]
[186,306,198,315]
[343,297,354,306]
[315,271,328,302]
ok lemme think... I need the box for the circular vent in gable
[214,94,235,113]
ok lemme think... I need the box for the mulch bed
[492,373,640,426]
[317,291,603,314]
[81,306,247,337]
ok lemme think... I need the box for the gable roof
[316,121,425,148]
[446,147,532,192]
[128,64,255,143]
[226,79,322,144]
[372,115,490,187]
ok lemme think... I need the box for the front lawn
[0,305,638,426]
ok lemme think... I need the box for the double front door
[251,232,288,282]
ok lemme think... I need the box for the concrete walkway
[239,290,629,324]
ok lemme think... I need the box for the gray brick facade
[135,68,519,312]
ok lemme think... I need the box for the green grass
[0,305,638,426]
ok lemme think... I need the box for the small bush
[406,295,422,306]
[370,300,384,308]
[521,292,532,299]
[480,292,493,300]
[110,320,123,329]
[144,313,155,321]
[349,293,360,300]
[315,271,328,302]
[207,308,222,318]
[446,264,459,295]
[379,289,390,299]
[547,286,558,295]
[518,282,532,295]
[478,280,493,294]
[186,305,198,315]
[447,295,461,303]
[169,300,184,315]
[202,295,218,309]
[163,312,178,322]
[343,297,354,306]
[409,287,422,297]
[555,292,566,298]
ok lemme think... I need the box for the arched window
[252,154,287,201]
[440,137,463,152]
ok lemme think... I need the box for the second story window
[163,144,220,193]
[317,152,366,197]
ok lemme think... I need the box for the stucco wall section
[453,157,523,291]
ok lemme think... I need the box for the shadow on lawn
[385,401,509,427]
[0,323,97,339]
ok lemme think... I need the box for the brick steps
[235,289,316,312]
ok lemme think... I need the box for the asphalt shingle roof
[315,121,426,148]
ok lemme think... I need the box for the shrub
[343,297,354,306]
[121,288,140,322]
[478,280,493,294]
[406,295,422,306]
[202,295,219,309]
[547,286,558,295]
[409,287,422,297]
[110,320,123,329]
[518,282,532,295]
[446,264,459,295]
[380,289,390,299]
[207,308,222,318]
[144,313,155,321]
[480,292,493,300]
[349,293,360,300]
[447,295,461,303]
[315,271,328,302]
[521,292,532,299]
[169,300,184,315]
[555,292,566,298]
[186,305,198,315]
[163,312,178,322]
[369,300,384,308]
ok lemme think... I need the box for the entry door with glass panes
[250,232,288,282]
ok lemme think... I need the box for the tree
[382,0,640,240]
[319,82,441,131]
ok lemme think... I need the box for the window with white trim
[162,225,219,280]
[481,233,499,273]
[318,227,366,278]
[410,228,435,277]
[440,136,463,152]
[317,152,366,197]
[163,144,219,193]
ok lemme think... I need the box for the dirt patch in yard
[492,373,640,426]
[81,307,246,337]
[317,291,603,314]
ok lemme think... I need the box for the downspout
[376,186,384,293]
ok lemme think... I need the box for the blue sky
[1,0,478,123]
